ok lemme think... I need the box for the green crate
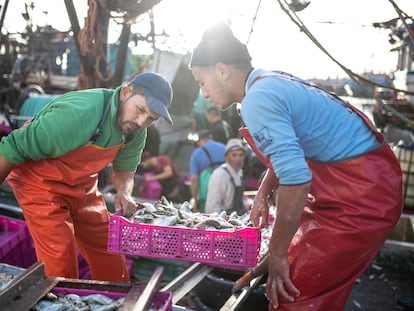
[132,257,191,283]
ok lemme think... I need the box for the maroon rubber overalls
[240,76,403,310]
[7,143,130,282]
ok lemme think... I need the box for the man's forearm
[261,169,279,195]
[190,174,198,198]
[112,170,135,195]
[270,183,310,256]
[150,166,173,181]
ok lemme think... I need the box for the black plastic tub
[193,268,268,311]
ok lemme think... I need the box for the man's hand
[250,168,278,228]
[111,170,136,217]
[251,193,270,228]
[265,183,310,308]
[266,254,300,309]
[114,190,137,218]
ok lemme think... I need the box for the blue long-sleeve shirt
[240,69,382,185]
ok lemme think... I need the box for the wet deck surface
[345,264,414,311]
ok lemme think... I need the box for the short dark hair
[128,82,145,97]
[230,61,253,72]
[190,21,252,68]
[197,129,212,141]
[141,151,152,162]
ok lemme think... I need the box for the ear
[215,63,230,81]
[119,85,131,101]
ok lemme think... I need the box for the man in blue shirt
[189,129,225,211]
[189,22,402,310]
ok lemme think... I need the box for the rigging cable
[247,0,262,45]
[389,0,414,43]
[275,0,414,129]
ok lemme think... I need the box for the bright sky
[2,0,414,79]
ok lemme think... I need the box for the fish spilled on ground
[129,196,253,230]
[31,292,124,311]
[31,292,163,311]
[0,271,17,290]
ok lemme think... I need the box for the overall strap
[201,146,212,164]
[250,73,384,142]
[251,72,347,107]
[201,146,224,168]
[222,166,236,187]
[222,166,245,215]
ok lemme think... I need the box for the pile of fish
[0,271,16,291]
[31,292,124,311]
[31,292,163,311]
[129,196,253,230]
[0,264,23,291]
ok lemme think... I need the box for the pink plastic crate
[108,214,261,270]
[50,287,172,311]
[0,215,36,268]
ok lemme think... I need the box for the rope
[388,0,414,43]
[273,0,414,128]
[247,0,262,45]
[77,0,112,89]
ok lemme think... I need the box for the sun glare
[3,0,414,79]
[150,0,256,53]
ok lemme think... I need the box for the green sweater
[0,87,146,172]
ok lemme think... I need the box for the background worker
[0,72,173,282]
[189,22,402,310]
[139,151,189,202]
[143,124,161,156]
[205,105,233,144]
[206,138,250,215]
[189,129,225,211]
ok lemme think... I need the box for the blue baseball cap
[131,72,173,125]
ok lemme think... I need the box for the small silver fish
[228,218,243,227]
[143,202,157,213]
[152,215,178,226]
[180,201,193,213]
[81,293,116,305]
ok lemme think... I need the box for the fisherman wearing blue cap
[0,72,173,281]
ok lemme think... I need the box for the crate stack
[0,215,36,268]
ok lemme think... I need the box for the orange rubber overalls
[240,93,403,310]
[7,143,130,282]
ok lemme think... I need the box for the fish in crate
[108,197,261,270]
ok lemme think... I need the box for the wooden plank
[219,275,264,311]
[0,262,58,311]
[121,266,164,311]
[162,263,213,304]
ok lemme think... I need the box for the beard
[117,97,141,135]
[118,120,140,135]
